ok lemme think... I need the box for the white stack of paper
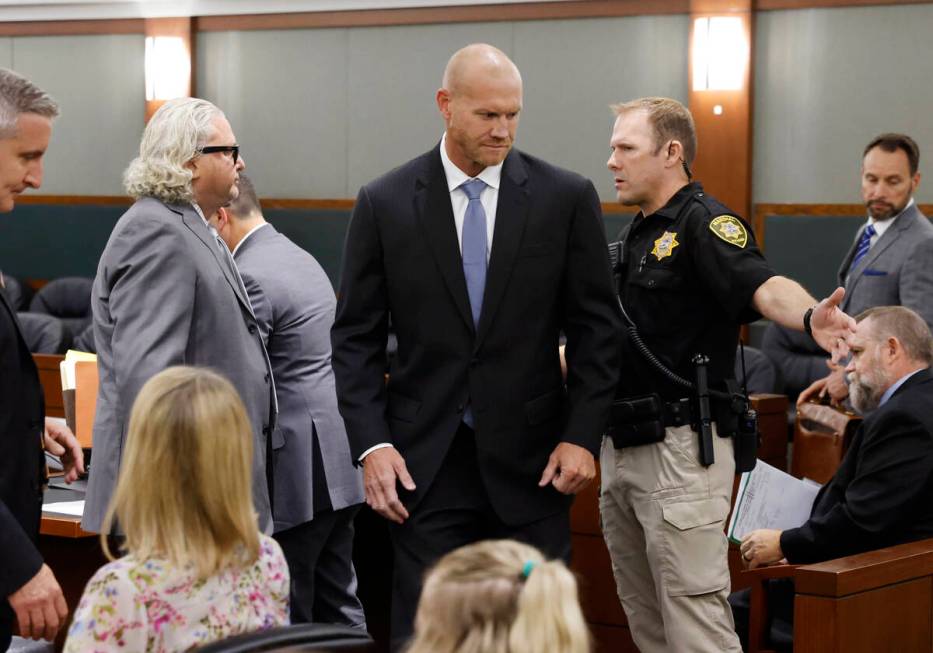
[728,460,822,544]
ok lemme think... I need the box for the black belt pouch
[609,394,666,448]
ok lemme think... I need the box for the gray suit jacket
[235,224,363,532]
[83,198,276,533]
[838,203,933,325]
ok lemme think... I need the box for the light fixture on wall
[144,35,190,102]
[692,16,748,91]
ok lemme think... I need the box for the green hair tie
[521,560,536,579]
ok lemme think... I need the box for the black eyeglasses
[197,145,239,164]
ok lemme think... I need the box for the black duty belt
[608,393,723,450]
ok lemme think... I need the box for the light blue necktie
[460,179,488,327]
[460,179,487,427]
[849,223,876,274]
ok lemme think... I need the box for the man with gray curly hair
[83,98,278,538]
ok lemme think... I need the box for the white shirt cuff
[359,442,394,462]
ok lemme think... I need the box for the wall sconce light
[144,36,190,102]
[692,16,748,91]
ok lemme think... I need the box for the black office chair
[29,276,93,340]
[194,624,375,653]
[735,344,781,395]
[16,311,71,354]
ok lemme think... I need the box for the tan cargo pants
[599,424,741,653]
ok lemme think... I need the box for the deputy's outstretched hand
[810,287,857,361]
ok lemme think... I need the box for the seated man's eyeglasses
[196,145,239,164]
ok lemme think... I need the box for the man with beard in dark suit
[735,305,933,648]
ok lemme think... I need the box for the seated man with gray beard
[731,305,933,649]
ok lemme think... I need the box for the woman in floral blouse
[65,366,289,652]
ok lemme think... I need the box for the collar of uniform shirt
[645,181,699,221]
[865,196,915,240]
[439,132,503,193]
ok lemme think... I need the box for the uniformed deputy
[598,97,856,653]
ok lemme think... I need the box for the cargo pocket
[660,496,730,596]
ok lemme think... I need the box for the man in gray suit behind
[84,98,277,534]
[213,175,366,628]
[765,133,933,403]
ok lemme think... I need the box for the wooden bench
[743,537,933,653]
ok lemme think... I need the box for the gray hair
[0,68,59,138]
[123,97,221,204]
[857,306,933,365]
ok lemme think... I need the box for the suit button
[248,324,257,335]
[264,373,270,383]
[457,404,464,413]
[262,425,271,436]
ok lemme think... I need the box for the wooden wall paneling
[0,19,143,36]
[144,17,194,122]
[689,0,754,220]
[751,203,933,247]
[194,1,690,32]
[757,0,933,10]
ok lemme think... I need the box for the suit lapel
[179,204,254,317]
[474,151,529,349]
[414,150,474,331]
[841,208,915,306]
[838,226,861,288]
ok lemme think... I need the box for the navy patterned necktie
[849,223,877,273]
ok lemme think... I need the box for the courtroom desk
[38,487,105,652]
[32,354,65,419]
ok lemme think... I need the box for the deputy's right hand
[362,447,416,524]
[7,564,68,641]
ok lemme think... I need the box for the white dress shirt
[359,136,503,462]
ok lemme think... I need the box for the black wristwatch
[803,306,815,338]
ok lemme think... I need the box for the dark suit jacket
[0,289,44,605]
[331,145,621,525]
[781,367,933,563]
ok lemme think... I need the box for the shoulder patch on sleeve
[709,215,748,248]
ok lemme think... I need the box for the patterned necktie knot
[849,223,877,273]
[460,178,486,201]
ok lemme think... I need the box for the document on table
[43,500,85,517]
[727,460,822,544]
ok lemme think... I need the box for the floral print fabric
[64,534,289,652]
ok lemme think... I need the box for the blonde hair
[611,96,697,167]
[407,540,591,653]
[101,366,259,579]
[123,97,220,204]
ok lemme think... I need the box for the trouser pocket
[659,496,730,596]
